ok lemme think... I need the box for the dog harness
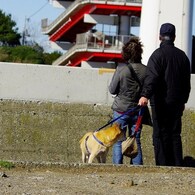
[85,135,91,154]
[85,133,106,155]
[92,133,105,146]
[84,106,145,155]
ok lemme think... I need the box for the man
[138,23,191,166]
[109,37,147,165]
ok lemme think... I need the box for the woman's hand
[138,97,148,106]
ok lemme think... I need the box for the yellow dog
[79,123,122,163]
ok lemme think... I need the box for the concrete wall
[0,62,195,109]
[0,62,114,105]
[0,62,194,165]
[0,101,113,163]
[0,100,194,165]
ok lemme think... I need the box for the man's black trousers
[151,103,184,166]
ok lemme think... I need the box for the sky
[0,0,64,52]
[0,0,195,52]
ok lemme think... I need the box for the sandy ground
[0,163,195,195]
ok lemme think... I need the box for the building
[42,0,193,70]
[42,0,142,68]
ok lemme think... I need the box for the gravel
[0,162,195,195]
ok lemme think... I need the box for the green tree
[43,51,62,65]
[0,45,62,64]
[0,10,62,64]
[0,10,21,46]
[0,46,43,64]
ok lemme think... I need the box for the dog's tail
[79,132,93,144]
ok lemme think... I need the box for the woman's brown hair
[122,37,143,63]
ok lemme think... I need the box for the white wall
[140,0,194,65]
[0,62,194,109]
[0,62,114,105]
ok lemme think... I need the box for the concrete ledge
[2,161,195,173]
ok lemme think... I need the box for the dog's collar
[92,133,106,147]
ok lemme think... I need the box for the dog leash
[133,106,145,136]
[86,106,145,152]
[95,105,143,132]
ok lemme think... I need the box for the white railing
[53,34,132,65]
[76,32,131,49]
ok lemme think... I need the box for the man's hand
[138,97,148,106]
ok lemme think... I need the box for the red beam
[50,4,96,41]
[69,52,122,67]
[96,4,141,12]
[50,3,141,42]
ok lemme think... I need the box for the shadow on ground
[183,156,195,167]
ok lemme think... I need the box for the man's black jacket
[141,40,191,105]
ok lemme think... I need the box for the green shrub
[0,161,15,169]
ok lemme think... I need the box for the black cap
[160,23,175,36]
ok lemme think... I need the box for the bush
[0,161,15,169]
[0,45,61,64]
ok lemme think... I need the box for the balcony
[53,33,132,66]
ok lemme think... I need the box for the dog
[79,123,123,163]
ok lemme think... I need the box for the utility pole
[22,17,30,45]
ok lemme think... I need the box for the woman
[109,37,146,165]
